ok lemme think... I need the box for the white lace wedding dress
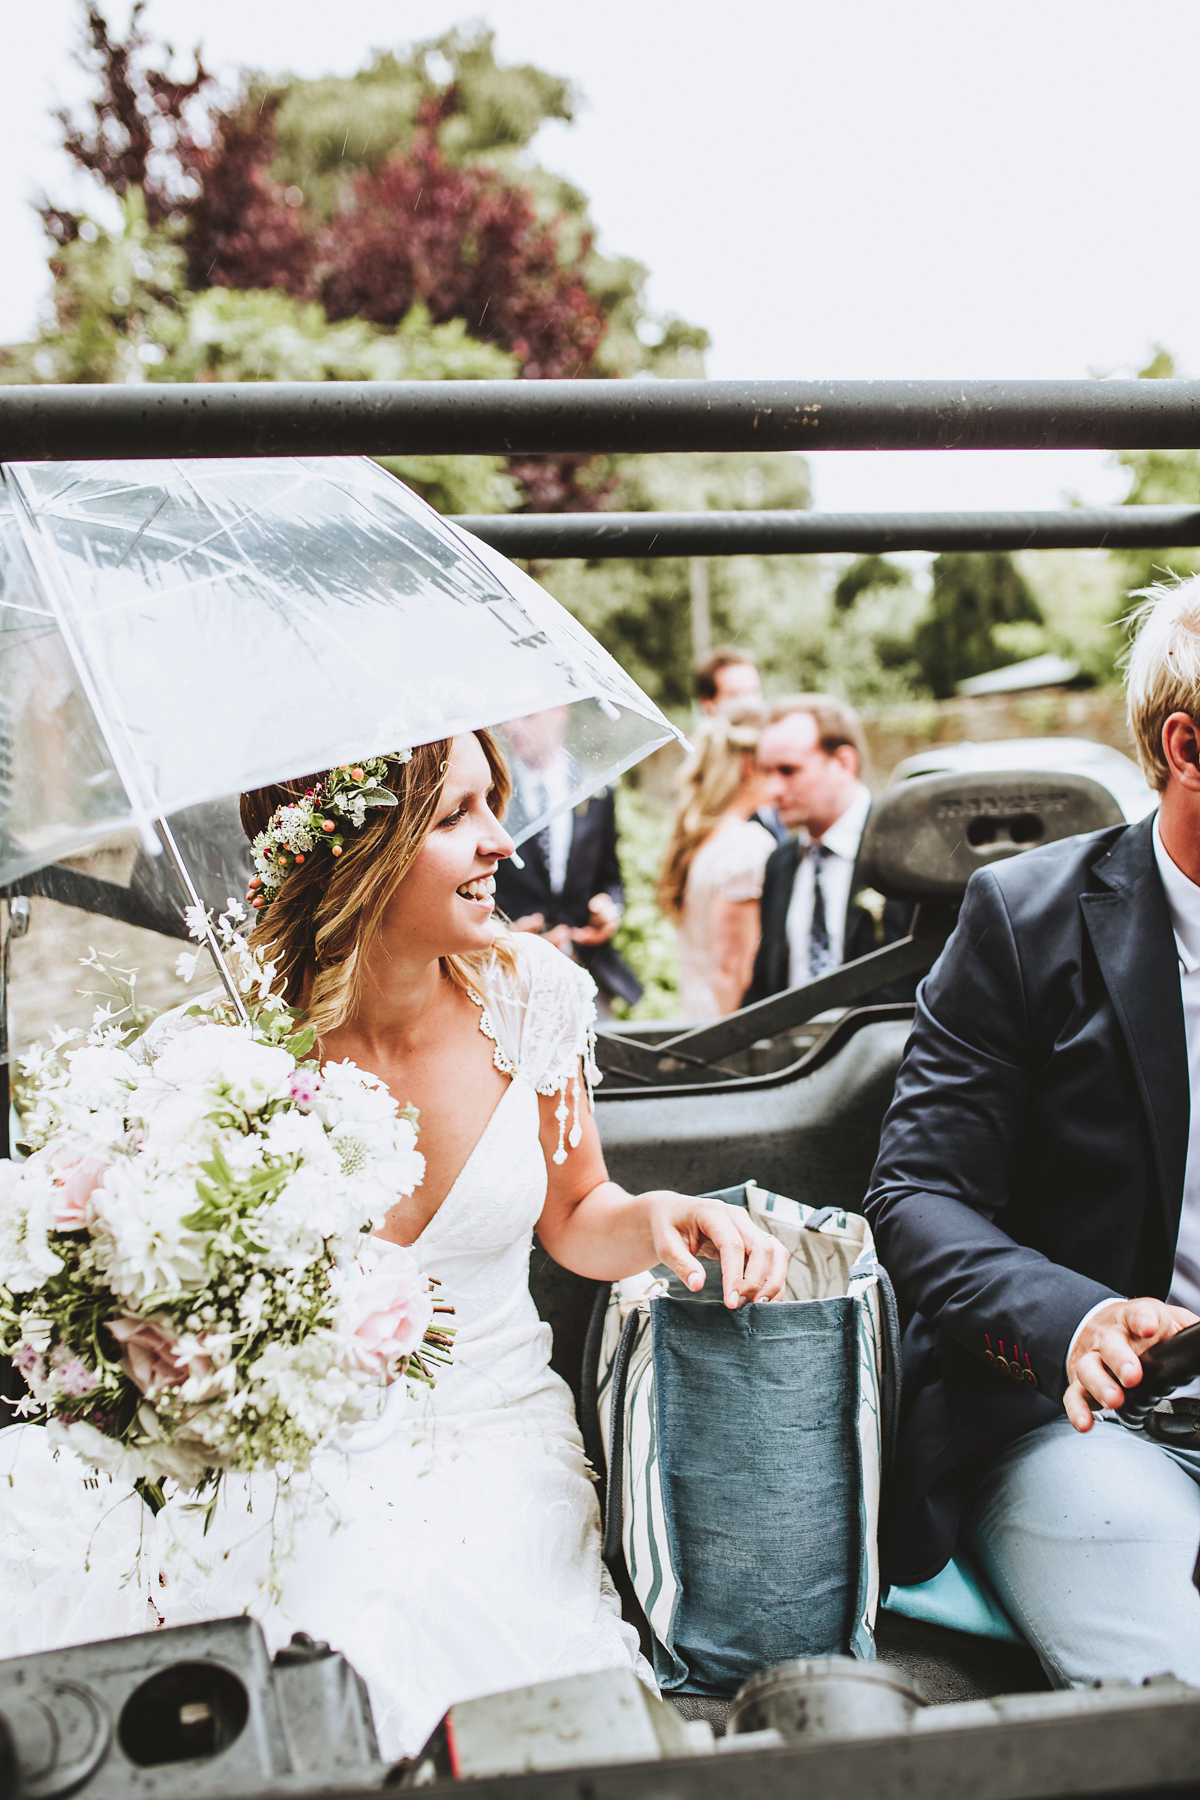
[0,932,646,1759]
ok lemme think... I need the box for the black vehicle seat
[596,1011,913,1203]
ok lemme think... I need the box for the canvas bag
[582,1180,900,1696]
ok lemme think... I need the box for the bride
[0,728,787,1759]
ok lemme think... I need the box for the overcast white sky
[2,0,1196,513]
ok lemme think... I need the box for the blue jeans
[967,1415,1200,1688]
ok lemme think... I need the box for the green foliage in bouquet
[0,903,448,1509]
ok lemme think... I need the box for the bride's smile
[379,733,514,965]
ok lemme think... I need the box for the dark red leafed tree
[317,94,606,383]
[43,2,212,242]
[184,99,313,293]
[47,11,620,508]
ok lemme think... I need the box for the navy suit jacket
[865,813,1186,1585]
[493,787,641,1007]
[743,810,915,1006]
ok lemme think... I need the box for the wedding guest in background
[694,647,786,844]
[658,710,776,1020]
[694,646,763,717]
[495,705,641,1016]
[744,694,913,1005]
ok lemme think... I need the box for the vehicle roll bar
[6,377,1200,460]
[450,505,1200,559]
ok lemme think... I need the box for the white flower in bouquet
[0,1162,62,1293]
[0,902,452,1512]
[88,1160,210,1306]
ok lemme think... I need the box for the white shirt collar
[1152,812,1200,974]
[802,781,872,862]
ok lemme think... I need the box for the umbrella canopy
[0,456,683,905]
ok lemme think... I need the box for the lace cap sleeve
[472,933,601,1165]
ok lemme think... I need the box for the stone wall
[860,685,1136,786]
[635,683,1137,804]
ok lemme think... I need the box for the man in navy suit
[866,580,1200,1686]
[744,694,912,1005]
[494,707,641,1013]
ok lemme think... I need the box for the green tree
[1115,347,1200,596]
[15,11,710,514]
[0,202,521,516]
[911,553,1045,699]
[533,452,814,710]
[253,28,707,385]
[833,554,905,612]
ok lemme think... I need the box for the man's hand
[647,1193,790,1308]
[572,892,621,947]
[1064,1297,1200,1431]
[511,914,576,954]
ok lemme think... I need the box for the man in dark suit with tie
[494,707,641,1013]
[865,579,1200,1686]
[743,694,912,1005]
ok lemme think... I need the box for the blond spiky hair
[1125,576,1200,792]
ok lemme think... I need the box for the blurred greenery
[912,553,1045,699]
[1114,347,1200,598]
[610,784,680,1021]
[536,452,818,709]
[254,27,710,385]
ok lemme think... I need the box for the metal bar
[593,1030,743,1088]
[1,864,191,937]
[657,926,946,1066]
[213,1680,1200,1800]
[451,504,1200,559]
[594,924,946,1088]
[9,378,1200,460]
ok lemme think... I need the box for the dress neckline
[410,986,520,1245]
[414,1073,525,1245]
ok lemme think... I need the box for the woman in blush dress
[658,711,777,1021]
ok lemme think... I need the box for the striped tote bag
[581,1180,899,1696]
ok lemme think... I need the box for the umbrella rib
[114,495,168,567]
[5,469,253,1025]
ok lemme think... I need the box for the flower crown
[249,752,412,913]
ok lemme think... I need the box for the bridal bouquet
[0,901,451,1506]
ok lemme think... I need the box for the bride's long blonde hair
[240,731,516,1037]
[657,709,763,917]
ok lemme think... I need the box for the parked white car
[888,736,1155,823]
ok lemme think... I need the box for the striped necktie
[808,842,834,979]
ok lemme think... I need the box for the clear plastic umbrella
[0,456,684,1017]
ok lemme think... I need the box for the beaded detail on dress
[469,934,601,1165]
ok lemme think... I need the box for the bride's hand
[648,1193,789,1308]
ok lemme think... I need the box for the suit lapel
[1081,815,1189,1249]
[768,839,799,989]
[560,800,587,901]
[522,827,550,894]
[843,803,874,948]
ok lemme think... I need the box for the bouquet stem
[135,1476,167,1516]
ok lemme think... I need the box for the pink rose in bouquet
[50,1155,109,1231]
[341,1245,435,1377]
[23,1147,109,1231]
[107,1316,210,1396]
